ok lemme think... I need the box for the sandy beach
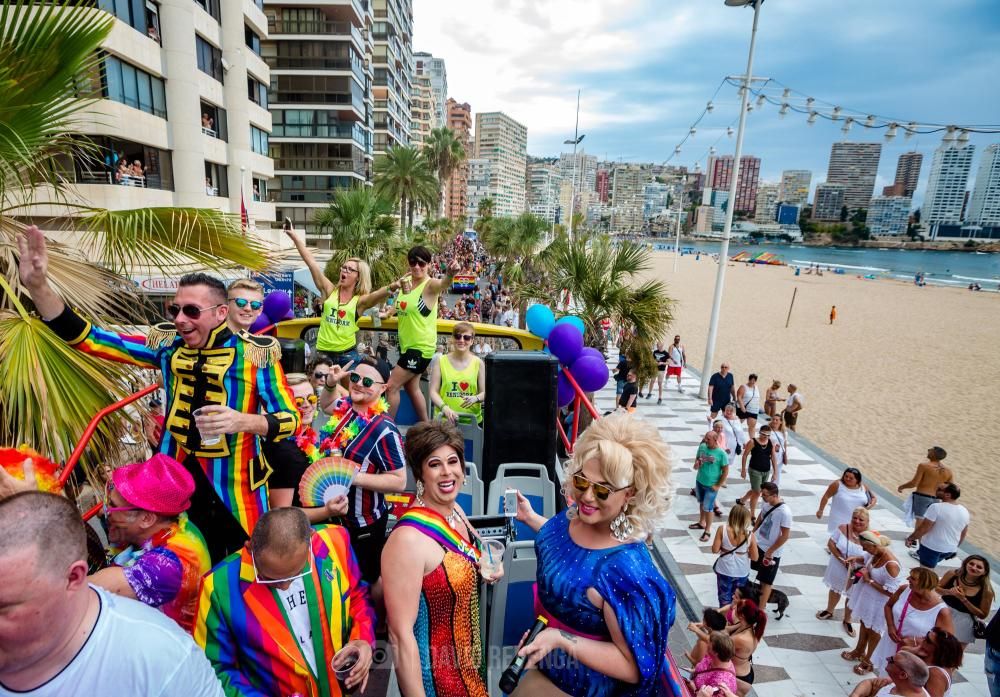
[649,250,1000,558]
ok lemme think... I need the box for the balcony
[271,123,369,147]
[267,56,366,84]
[273,157,366,176]
[267,19,365,48]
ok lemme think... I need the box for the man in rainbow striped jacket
[17,225,299,563]
[195,508,376,697]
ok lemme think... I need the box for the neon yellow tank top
[317,293,359,352]
[438,354,482,424]
[396,280,437,358]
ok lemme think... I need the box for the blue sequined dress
[534,510,678,697]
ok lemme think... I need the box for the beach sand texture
[649,251,1000,557]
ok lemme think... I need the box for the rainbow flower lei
[316,396,389,456]
[294,426,321,464]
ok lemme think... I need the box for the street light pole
[564,90,583,242]
[699,0,763,399]
[673,178,684,272]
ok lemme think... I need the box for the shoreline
[655,236,1000,254]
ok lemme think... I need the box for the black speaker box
[279,338,307,376]
[482,351,559,487]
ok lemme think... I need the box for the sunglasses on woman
[295,394,318,407]
[350,373,384,388]
[166,302,225,319]
[453,333,474,341]
[230,298,263,310]
[572,472,629,501]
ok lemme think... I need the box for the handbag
[894,593,912,650]
[712,530,748,574]
[973,618,988,640]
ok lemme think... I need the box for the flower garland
[317,397,389,456]
[0,445,61,492]
[294,426,321,464]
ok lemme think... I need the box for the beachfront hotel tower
[465,157,493,227]
[473,111,528,218]
[36,0,275,235]
[812,183,846,221]
[372,0,413,156]
[968,143,1000,226]
[527,161,562,224]
[754,183,780,223]
[923,141,975,225]
[414,52,447,127]
[410,61,435,146]
[445,99,473,222]
[826,142,882,211]
[610,163,649,233]
[885,151,922,198]
[709,155,761,214]
[868,196,912,236]
[779,169,812,207]
[263,0,374,238]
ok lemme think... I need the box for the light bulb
[689,127,697,136]
[706,100,714,113]
[674,146,682,155]
[807,111,818,125]
[831,106,842,121]
[958,130,970,144]
[841,117,854,135]
[904,122,917,140]
[864,115,876,128]
[726,127,734,138]
[781,88,791,99]
[806,97,815,108]
[779,103,789,118]
[709,146,716,156]
[885,123,898,142]
[756,93,766,108]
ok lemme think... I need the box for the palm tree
[313,187,404,290]
[0,3,272,480]
[422,127,465,218]
[472,196,495,237]
[482,212,550,288]
[372,145,438,231]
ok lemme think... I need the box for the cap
[112,454,195,516]
[372,358,392,383]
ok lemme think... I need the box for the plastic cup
[194,407,222,446]
[480,539,505,580]
[332,644,361,695]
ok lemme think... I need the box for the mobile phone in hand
[282,217,292,231]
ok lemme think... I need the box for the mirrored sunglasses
[230,298,263,310]
[350,373,383,388]
[572,473,629,501]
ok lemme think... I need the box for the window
[199,100,228,141]
[102,55,167,118]
[73,135,174,190]
[245,25,261,56]
[252,176,267,202]
[248,76,267,107]
[250,125,269,155]
[196,35,223,82]
[193,0,220,23]
[97,0,161,42]
[204,161,228,197]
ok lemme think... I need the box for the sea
[652,241,1000,290]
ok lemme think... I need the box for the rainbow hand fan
[298,455,359,507]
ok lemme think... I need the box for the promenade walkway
[591,364,995,697]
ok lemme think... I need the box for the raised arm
[426,257,460,296]
[357,275,407,314]
[284,226,335,298]
[16,225,65,320]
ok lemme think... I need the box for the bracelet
[323,384,337,392]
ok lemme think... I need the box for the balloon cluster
[525,304,609,408]
[249,291,294,333]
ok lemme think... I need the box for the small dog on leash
[743,580,790,620]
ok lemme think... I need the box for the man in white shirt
[751,482,793,608]
[0,492,223,696]
[906,483,969,569]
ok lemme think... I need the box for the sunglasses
[350,373,384,388]
[313,371,329,380]
[166,302,225,319]
[408,258,429,267]
[230,298,263,310]
[251,550,313,586]
[102,481,141,517]
[341,265,359,274]
[295,394,318,407]
[453,333,474,341]
[572,473,629,502]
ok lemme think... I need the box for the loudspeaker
[279,339,307,376]
[482,351,559,487]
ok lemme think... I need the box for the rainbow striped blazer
[194,525,376,697]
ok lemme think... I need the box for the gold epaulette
[238,330,282,367]
[146,322,177,349]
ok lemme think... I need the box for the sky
[412,0,1000,206]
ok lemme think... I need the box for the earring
[611,506,633,542]
[415,480,424,498]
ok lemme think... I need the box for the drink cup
[480,539,505,580]
[332,644,361,696]
[194,406,222,446]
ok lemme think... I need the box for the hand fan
[298,455,358,507]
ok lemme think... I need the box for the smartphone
[503,489,517,518]
[282,217,292,231]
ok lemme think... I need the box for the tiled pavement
[590,367,996,697]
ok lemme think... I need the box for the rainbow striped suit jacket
[44,306,299,534]
[194,525,376,697]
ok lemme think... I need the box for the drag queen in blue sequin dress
[512,412,682,697]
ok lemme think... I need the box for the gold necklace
[416,498,460,530]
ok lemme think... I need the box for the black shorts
[342,515,390,584]
[751,555,781,586]
[711,401,729,414]
[735,407,756,420]
[397,348,431,375]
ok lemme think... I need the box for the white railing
[202,126,217,137]
[205,186,219,196]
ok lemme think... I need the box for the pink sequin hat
[112,454,195,515]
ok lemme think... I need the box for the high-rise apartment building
[867,196,911,236]
[754,183,779,223]
[372,0,412,155]
[409,67,433,146]
[610,164,647,232]
[643,182,670,219]
[923,142,975,225]
[264,0,372,235]
[826,142,881,210]
[445,99,472,222]
[58,1,275,232]
[968,143,1000,226]
[596,169,610,203]
[558,151,597,219]
[779,169,811,206]
[526,162,561,224]
[709,155,760,214]
[892,151,922,198]
[413,51,447,126]
[812,183,846,221]
[473,111,527,218]
[465,158,493,226]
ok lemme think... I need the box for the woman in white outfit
[852,629,964,697]
[871,567,954,675]
[767,414,788,486]
[719,404,748,465]
[842,532,903,675]
[736,373,761,439]
[817,507,869,637]
[711,502,759,606]
[817,467,877,536]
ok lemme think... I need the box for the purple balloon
[262,291,292,322]
[570,353,610,392]
[282,309,295,320]
[547,323,584,365]
[557,372,575,408]
[249,314,271,333]
[579,347,604,363]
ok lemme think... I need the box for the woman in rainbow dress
[382,420,499,697]
[513,412,682,696]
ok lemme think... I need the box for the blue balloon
[525,304,556,338]
[555,314,586,337]
[547,323,584,365]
